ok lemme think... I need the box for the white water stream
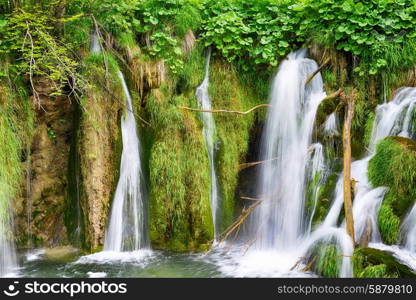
[195,49,221,240]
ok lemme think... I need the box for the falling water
[0,190,17,276]
[195,49,221,239]
[401,204,416,252]
[103,72,148,252]
[306,143,327,234]
[251,49,327,250]
[325,87,416,244]
[370,87,416,149]
[322,113,339,137]
[89,34,148,252]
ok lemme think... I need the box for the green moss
[363,111,375,147]
[377,199,401,245]
[147,87,213,251]
[0,62,34,247]
[146,42,266,249]
[315,96,339,129]
[368,136,416,244]
[322,69,337,91]
[315,244,340,278]
[173,2,202,38]
[370,137,416,242]
[209,60,264,231]
[146,46,214,251]
[359,264,397,278]
[312,173,338,226]
[353,247,415,278]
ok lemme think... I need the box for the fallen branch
[290,255,317,272]
[305,58,331,85]
[240,196,262,201]
[205,199,262,255]
[322,88,343,103]
[301,256,317,272]
[179,103,270,115]
[239,157,278,170]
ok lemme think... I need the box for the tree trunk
[342,92,356,246]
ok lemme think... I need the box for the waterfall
[325,87,416,244]
[103,72,148,252]
[89,34,148,252]
[0,192,17,277]
[218,49,357,278]
[322,113,339,137]
[401,204,416,252]
[195,49,221,240]
[306,143,327,234]
[251,49,327,250]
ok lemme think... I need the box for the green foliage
[0,61,34,242]
[315,244,340,278]
[201,0,302,70]
[200,0,416,75]
[134,0,202,73]
[0,8,81,97]
[301,0,416,76]
[369,136,416,244]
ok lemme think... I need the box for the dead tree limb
[301,256,317,272]
[322,88,343,103]
[240,196,262,201]
[238,157,278,170]
[205,200,262,255]
[342,90,356,246]
[179,103,270,115]
[305,58,331,85]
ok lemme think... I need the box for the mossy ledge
[353,247,416,278]
[368,136,416,245]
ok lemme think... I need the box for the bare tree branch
[179,104,270,115]
[305,58,330,85]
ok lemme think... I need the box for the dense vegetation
[1,0,416,277]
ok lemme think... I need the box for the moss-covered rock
[147,89,213,251]
[144,42,267,250]
[0,72,34,248]
[311,173,339,227]
[313,244,340,278]
[353,247,415,278]
[145,45,213,251]
[368,136,416,244]
[209,61,266,232]
[76,53,123,250]
[19,77,74,247]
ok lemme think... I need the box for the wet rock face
[78,88,122,251]
[16,78,74,247]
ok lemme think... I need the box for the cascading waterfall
[251,49,327,250]
[90,34,148,252]
[195,49,221,240]
[306,142,326,234]
[217,50,354,277]
[322,113,339,137]
[401,204,416,252]
[325,87,416,244]
[103,72,148,252]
